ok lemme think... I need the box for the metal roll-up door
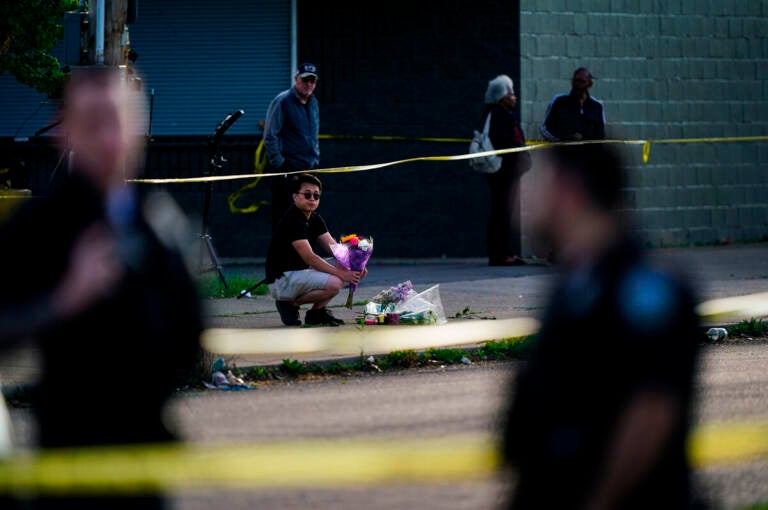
[128,0,291,136]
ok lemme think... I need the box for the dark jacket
[484,103,531,175]
[502,236,699,510]
[0,172,204,448]
[540,91,606,142]
[263,87,320,170]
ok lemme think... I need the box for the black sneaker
[276,300,301,326]
[305,307,344,326]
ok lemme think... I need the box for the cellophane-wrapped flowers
[331,234,373,308]
[367,280,416,314]
[364,281,447,325]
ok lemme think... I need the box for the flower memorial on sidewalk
[362,280,447,325]
[369,280,417,310]
[331,234,374,308]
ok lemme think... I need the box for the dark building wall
[289,0,523,259]
[518,2,768,250]
[2,1,524,260]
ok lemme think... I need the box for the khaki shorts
[269,269,331,301]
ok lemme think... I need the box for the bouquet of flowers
[331,233,374,308]
[363,280,447,325]
[366,280,416,314]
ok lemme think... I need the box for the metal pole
[95,0,105,64]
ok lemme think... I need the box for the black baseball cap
[297,63,318,78]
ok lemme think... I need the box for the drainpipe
[95,0,105,64]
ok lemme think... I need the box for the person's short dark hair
[547,143,624,210]
[573,66,595,80]
[289,172,322,193]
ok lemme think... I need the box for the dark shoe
[276,300,301,326]
[305,307,344,326]
[489,255,527,267]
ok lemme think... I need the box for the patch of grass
[237,358,363,382]
[197,273,269,298]
[452,306,495,320]
[422,347,466,364]
[476,336,537,360]
[380,350,420,369]
[280,358,307,377]
[728,318,768,338]
[179,336,541,392]
[242,365,269,381]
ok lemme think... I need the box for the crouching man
[265,173,366,326]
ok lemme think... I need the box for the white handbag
[468,112,502,174]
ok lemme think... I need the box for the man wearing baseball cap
[264,62,321,231]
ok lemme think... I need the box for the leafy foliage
[728,318,768,338]
[475,336,537,360]
[0,0,80,98]
[280,358,307,377]
[380,350,420,369]
[422,347,466,364]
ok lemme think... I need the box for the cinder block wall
[519,1,768,254]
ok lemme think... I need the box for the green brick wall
[519,1,768,252]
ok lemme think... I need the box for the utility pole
[87,0,128,66]
[104,0,128,66]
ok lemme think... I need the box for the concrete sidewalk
[202,242,768,367]
[2,242,767,383]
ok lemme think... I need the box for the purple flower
[331,235,373,308]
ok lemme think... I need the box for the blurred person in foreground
[500,143,705,510]
[0,66,204,508]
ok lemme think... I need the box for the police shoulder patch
[617,266,678,334]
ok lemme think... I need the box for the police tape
[200,317,541,355]
[689,417,768,467]
[0,420,767,494]
[0,293,764,494]
[199,291,764,357]
[129,134,768,185]
[0,435,497,494]
[695,291,768,321]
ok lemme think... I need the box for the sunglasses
[297,191,321,200]
[301,76,317,83]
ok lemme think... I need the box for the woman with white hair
[479,74,532,266]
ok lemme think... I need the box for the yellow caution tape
[226,139,269,214]
[696,291,768,321]
[0,418,766,494]
[689,417,768,467]
[128,139,645,184]
[200,291,766,358]
[128,134,768,185]
[642,140,651,163]
[226,177,268,214]
[254,137,267,172]
[0,435,497,494]
[201,317,541,356]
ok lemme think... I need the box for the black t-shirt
[502,236,700,509]
[265,205,329,282]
